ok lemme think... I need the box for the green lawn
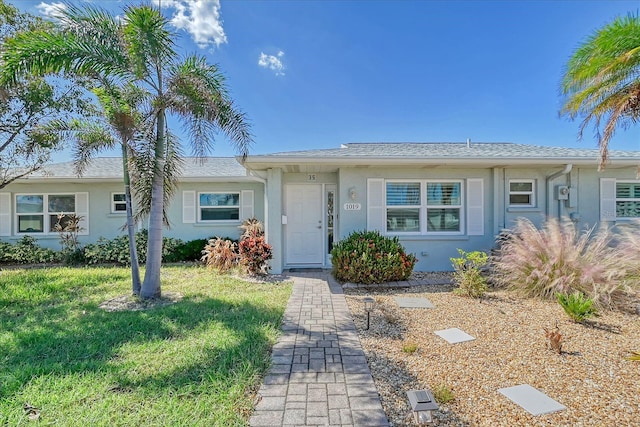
[0,266,292,426]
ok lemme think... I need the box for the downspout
[246,169,267,184]
[545,164,572,218]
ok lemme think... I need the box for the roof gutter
[241,156,639,169]
[546,164,572,217]
[246,169,267,184]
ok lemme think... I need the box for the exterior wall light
[407,389,439,425]
[363,296,375,330]
[349,187,357,201]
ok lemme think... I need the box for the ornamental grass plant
[492,218,635,310]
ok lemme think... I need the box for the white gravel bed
[345,281,640,427]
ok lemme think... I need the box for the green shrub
[0,241,14,263]
[556,291,597,323]
[331,230,417,284]
[492,218,628,309]
[451,249,488,298]
[83,230,183,265]
[165,238,209,262]
[62,249,86,265]
[0,236,60,264]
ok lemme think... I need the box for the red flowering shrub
[239,236,272,275]
[238,218,272,275]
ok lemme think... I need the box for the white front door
[285,184,324,265]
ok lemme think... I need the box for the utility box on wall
[556,185,569,200]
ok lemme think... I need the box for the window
[509,180,535,206]
[198,192,240,221]
[385,180,463,234]
[615,182,640,218]
[112,193,126,213]
[16,194,76,233]
[426,182,461,232]
[386,182,420,232]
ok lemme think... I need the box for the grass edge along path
[0,266,292,426]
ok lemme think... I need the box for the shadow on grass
[1,280,283,403]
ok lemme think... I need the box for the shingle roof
[25,157,247,179]
[259,142,640,159]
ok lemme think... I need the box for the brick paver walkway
[249,271,389,427]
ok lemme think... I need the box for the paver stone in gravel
[498,384,567,416]
[434,327,475,344]
[394,297,435,308]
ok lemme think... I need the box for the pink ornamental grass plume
[493,218,631,309]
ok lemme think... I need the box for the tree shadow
[1,284,284,408]
[364,351,470,427]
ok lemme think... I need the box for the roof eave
[240,155,640,169]
[13,175,258,184]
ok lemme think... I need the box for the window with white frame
[426,182,462,232]
[112,193,126,213]
[386,180,462,233]
[198,192,240,221]
[509,180,535,206]
[16,194,76,233]
[386,182,421,232]
[615,182,640,218]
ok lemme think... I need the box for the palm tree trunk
[141,108,166,299]
[122,145,141,295]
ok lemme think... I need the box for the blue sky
[15,0,640,160]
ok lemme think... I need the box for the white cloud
[157,0,227,49]
[258,51,285,76]
[35,2,66,20]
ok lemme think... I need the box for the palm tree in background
[0,3,253,298]
[560,13,640,169]
[65,83,151,295]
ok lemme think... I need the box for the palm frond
[71,122,117,175]
[0,3,131,87]
[121,5,176,86]
[131,128,182,227]
[167,55,253,158]
[560,12,640,169]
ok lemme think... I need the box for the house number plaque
[343,203,361,211]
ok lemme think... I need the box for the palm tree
[67,83,151,295]
[560,13,640,170]
[0,3,252,298]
